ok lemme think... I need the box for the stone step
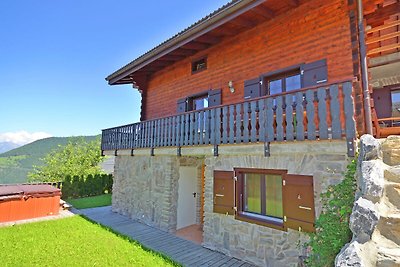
[384,167,400,183]
[376,246,400,267]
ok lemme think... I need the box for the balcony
[101,80,357,156]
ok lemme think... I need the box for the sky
[0,0,229,145]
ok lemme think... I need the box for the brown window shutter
[301,59,328,87]
[208,89,222,107]
[177,98,187,113]
[244,77,261,99]
[213,170,235,215]
[282,174,315,232]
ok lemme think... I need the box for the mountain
[0,136,99,184]
[0,142,21,154]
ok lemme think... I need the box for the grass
[67,194,112,209]
[0,216,177,267]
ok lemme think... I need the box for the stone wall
[203,141,350,266]
[111,140,350,266]
[336,135,400,267]
[112,155,203,233]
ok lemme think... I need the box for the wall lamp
[228,80,235,93]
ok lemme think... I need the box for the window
[192,94,209,111]
[214,168,316,232]
[191,57,207,74]
[391,90,400,118]
[266,70,301,96]
[235,168,287,228]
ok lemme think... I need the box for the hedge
[62,174,113,199]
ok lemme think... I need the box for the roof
[106,0,268,85]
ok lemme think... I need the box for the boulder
[360,160,384,202]
[349,198,379,243]
[381,136,400,166]
[335,242,363,267]
[359,134,382,161]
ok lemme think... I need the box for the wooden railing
[101,81,356,156]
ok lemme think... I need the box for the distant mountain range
[0,136,99,184]
[0,142,21,154]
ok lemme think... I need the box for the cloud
[0,131,52,145]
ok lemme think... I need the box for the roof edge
[106,0,265,85]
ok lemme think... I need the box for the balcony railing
[102,80,356,156]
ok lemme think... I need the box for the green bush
[61,174,113,199]
[304,159,357,266]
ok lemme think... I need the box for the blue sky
[0,0,229,144]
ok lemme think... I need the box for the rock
[360,160,384,202]
[376,215,400,246]
[335,242,363,267]
[384,167,400,183]
[359,134,382,161]
[376,247,400,267]
[350,198,379,243]
[381,136,400,166]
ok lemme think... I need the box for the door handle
[193,192,197,198]
[299,206,311,211]
[215,194,224,197]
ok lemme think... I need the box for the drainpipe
[357,0,373,135]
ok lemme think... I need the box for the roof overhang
[106,0,301,86]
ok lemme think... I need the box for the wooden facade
[102,0,400,151]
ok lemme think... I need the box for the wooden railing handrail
[102,78,354,131]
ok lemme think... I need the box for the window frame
[234,168,287,230]
[191,56,207,74]
[186,91,209,112]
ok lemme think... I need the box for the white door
[177,166,197,230]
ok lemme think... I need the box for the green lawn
[0,216,177,267]
[67,194,112,209]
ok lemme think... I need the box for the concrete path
[78,206,255,267]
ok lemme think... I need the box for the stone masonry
[336,135,400,267]
[112,155,203,233]
[111,140,350,266]
[203,141,350,266]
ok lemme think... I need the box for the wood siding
[143,0,354,122]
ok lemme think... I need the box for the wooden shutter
[282,174,315,232]
[302,59,328,87]
[213,170,235,215]
[208,89,222,107]
[177,98,187,113]
[244,78,261,99]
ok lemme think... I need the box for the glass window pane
[265,174,283,218]
[193,96,208,111]
[269,79,282,95]
[244,173,261,214]
[285,74,301,92]
[391,90,400,117]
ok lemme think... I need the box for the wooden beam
[366,31,400,45]
[285,0,299,7]
[170,48,197,56]
[365,3,400,26]
[252,5,275,19]
[160,54,186,61]
[367,43,400,56]
[367,20,400,34]
[228,16,256,28]
[182,42,210,50]
[195,35,221,44]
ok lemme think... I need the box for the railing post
[343,82,356,157]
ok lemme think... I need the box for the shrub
[61,174,113,199]
[304,159,357,266]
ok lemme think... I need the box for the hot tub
[0,184,61,223]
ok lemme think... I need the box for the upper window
[267,70,301,96]
[191,57,207,74]
[190,94,209,111]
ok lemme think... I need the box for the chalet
[101,0,400,265]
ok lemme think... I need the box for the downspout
[357,0,373,134]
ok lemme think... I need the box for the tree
[28,137,104,182]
